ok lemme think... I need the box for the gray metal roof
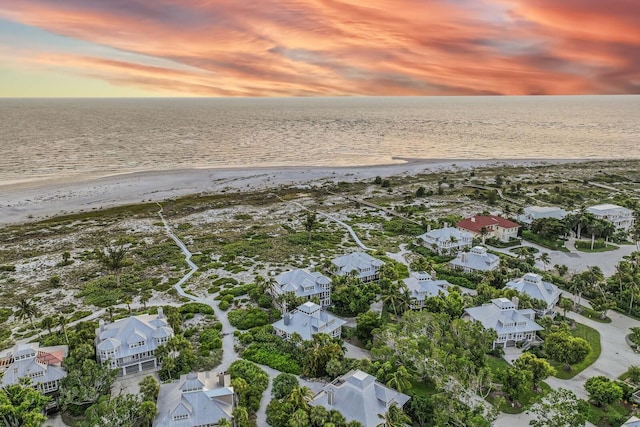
[0,343,68,388]
[95,311,173,359]
[403,272,450,301]
[331,252,384,278]
[418,227,473,244]
[154,372,234,427]
[518,206,567,224]
[273,269,331,298]
[505,273,561,308]
[272,302,346,340]
[449,246,499,272]
[464,298,543,336]
[310,369,410,427]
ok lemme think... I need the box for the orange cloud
[0,0,638,95]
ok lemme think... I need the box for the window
[173,414,189,421]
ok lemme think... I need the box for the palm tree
[480,227,488,244]
[569,274,587,308]
[95,240,129,288]
[15,298,39,327]
[376,403,412,427]
[309,405,329,427]
[216,419,232,427]
[125,297,132,313]
[106,306,115,321]
[289,409,311,427]
[138,401,157,427]
[380,283,404,316]
[140,290,151,310]
[304,211,317,243]
[288,386,314,411]
[40,316,55,335]
[58,315,69,344]
[537,252,551,271]
[386,366,412,393]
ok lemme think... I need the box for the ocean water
[0,96,638,185]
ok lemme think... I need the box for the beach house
[271,268,332,307]
[518,206,568,225]
[463,298,543,349]
[95,308,174,376]
[329,252,384,282]
[154,371,235,426]
[403,271,450,310]
[505,273,561,316]
[449,246,499,273]
[586,204,635,231]
[310,369,410,427]
[457,215,520,242]
[0,343,68,395]
[272,301,346,341]
[417,226,473,254]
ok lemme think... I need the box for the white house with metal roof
[154,371,235,427]
[310,369,410,427]
[403,271,450,310]
[330,252,384,282]
[505,273,561,316]
[95,308,174,376]
[518,206,568,225]
[418,227,473,254]
[272,301,346,341]
[463,298,543,349]
[0,343,68,395]
[586,203,635,231]
[271,268,332,307]
[449,246,499,273]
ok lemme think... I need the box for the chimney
[284,313,291,326]
[157,307,164,319]
[327,389,335,405]
[461,252,466,263]
[444,222,449,228]
[430,270,437,281]
[471,217,476,222]
[99,319,105,332]
[511,297,519,309]
[218,372,231,387]
[427,224,432,232]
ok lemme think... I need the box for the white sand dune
[0,159,574,226]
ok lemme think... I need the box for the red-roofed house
[457,215,520,242]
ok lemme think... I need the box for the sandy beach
[0,158,577,226]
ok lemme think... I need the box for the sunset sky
[0,0,639,97]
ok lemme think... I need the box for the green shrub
[219,300,230,311]
[0,265,16,272]
[242,345,302,374]
[179,302,215,315]
[228,309,269,330]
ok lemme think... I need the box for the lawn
[574,240,618,253]
[581,400,632,426]
[485,356,551,414]
[551,322,601,379]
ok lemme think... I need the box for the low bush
[228,308,270,330]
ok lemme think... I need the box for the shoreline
[0,158,584,227]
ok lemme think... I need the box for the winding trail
[157,203,200,301]
[273,194,370,250]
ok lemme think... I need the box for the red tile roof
[457,215,520,233]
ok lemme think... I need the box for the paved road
[488,237,637,278]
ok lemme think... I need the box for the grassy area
[551,322,601,379]
[485,356,551,414]
[574,240,618,253]
[579,306,612,323]
[581,400,632,426]
[409,379,438,397]
[521,230,569,252]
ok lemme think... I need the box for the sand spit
[0,159,577,226]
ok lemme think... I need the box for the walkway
[273,194,370,250]
[463,184,524,206]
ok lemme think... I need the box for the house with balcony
[0,343,68,395]
[449,246,499,273]
[417,227,473,255]
[329,252,384,283]
[95,307,174,376]
[310,369,410,427]
[457,215,520,242]
[518,206,568,225]
[586,204,635,231]
[271,268,332,307]
[403,271,450,310]
[463,298,543,349]
[505,273,561,316]
[154,371,235,427]
[272,301,346,341]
